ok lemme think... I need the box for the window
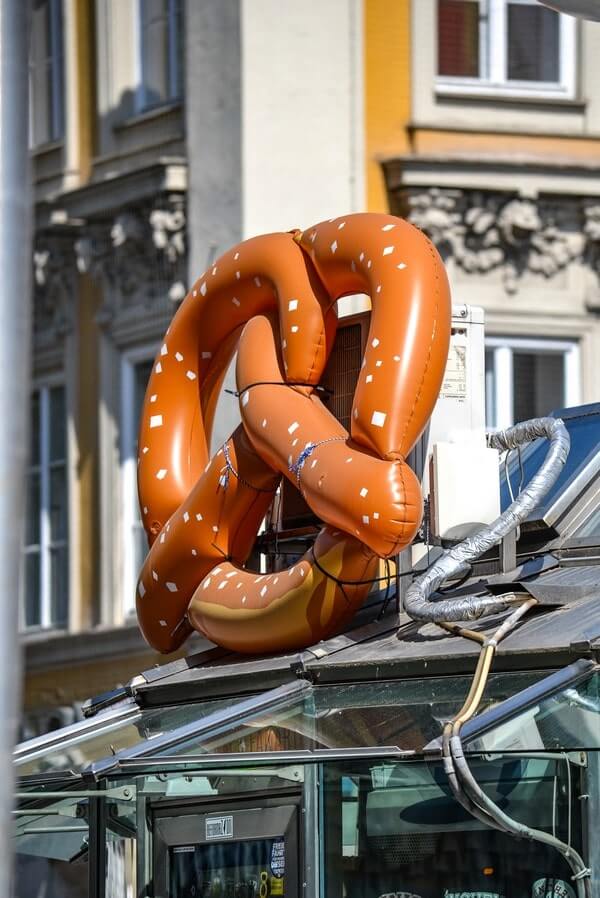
[29,0,64,147]
[437,0,576,99]
[121,352,155,616]
[485,336,580,429]
[22,384,68,630]
[137,0,184,112]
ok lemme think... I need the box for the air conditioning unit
[409,305,500,543]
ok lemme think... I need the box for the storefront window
[324,755,585,898]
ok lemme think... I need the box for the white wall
[241,0,365,237]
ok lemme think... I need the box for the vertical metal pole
[0,0,32,891]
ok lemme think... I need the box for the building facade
[23,0,600,733]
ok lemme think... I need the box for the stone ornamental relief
[32,194,187,352]
[404,187,600,304]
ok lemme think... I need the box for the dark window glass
[324,757,583,898]
[50,545,69,627]
[25,472,41,546]
[49,466,67,541]
[484,348,496,428]
[29,0,64,146]
[22,385,68,629]
[500,407,598,514]
[24,553,41,628]
[49,385,66,461]
[133,360,154,576]
[513,351,564,424]
[438,0,480,77]
[507,3,560,82]
[134,360,154,436]
[140,0,184,110]
[30,392,40,466]
[170,839,284,897]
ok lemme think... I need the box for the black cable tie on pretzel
[226,381,334,398]
[310,546,415,588]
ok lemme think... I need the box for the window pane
[438,0,480,77]
[49,465,68,541]
[50,545,69,627]
[24,552,41,628]
[134,521,149,584]
[513,351,564,423]
[507,3,559,83]
[134,361,154,439]
[29,0,64,146]
[25,472,41,546]
[324,756,584,898]
[49,385,66,461]
[140,0,183,108]
[484,348,496,428]
[30,392,40,467]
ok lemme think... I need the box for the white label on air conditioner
[441,339,467,401]
[205,815,233,840]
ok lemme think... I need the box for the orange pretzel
[136,213,451,654]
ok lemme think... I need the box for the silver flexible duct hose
[401,416,570,625]
[450,738,592,896]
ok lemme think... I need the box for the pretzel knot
[136,213,451,654]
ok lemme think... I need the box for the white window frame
[28,0,64,148]
[120,346,156,618]
[135,0,183,114]
[436,0,577,101]
[21,376,68,631]
[485,336,580,430]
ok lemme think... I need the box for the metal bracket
[14,785,136,806]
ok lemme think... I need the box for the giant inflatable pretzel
[136,213,451,654]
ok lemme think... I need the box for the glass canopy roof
[500,402,600,532]
[15,671,544,784]
[15,695,230,779]
[14,661,600,870]
[15,663,600,783]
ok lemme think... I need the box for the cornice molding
[392,184,600,303]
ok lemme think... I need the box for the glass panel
[323,755,586,898]
[573,503,600,537]
[484,347,496,428]
[107,834,136,898]
[14,784,90,873]
[513,351,564,424]
[507,2,560,83]
[134,360,154,441]
[49,466,67,540]
[29,0,64,146]
[134,520,149,582]
[145,672,543,760]
[30,392,40,467]
[24,552,41,628]
[140,0,183,108]
[438,0,480,78]
[50,545,68,627]
[49,386,66,461]
[500,405,600,515]
[132,359,154,577]
[13,852,88,897]
[170,838,284,897]
[25,471,41,546]
[465,671,600,753]
[16,699,230,778]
